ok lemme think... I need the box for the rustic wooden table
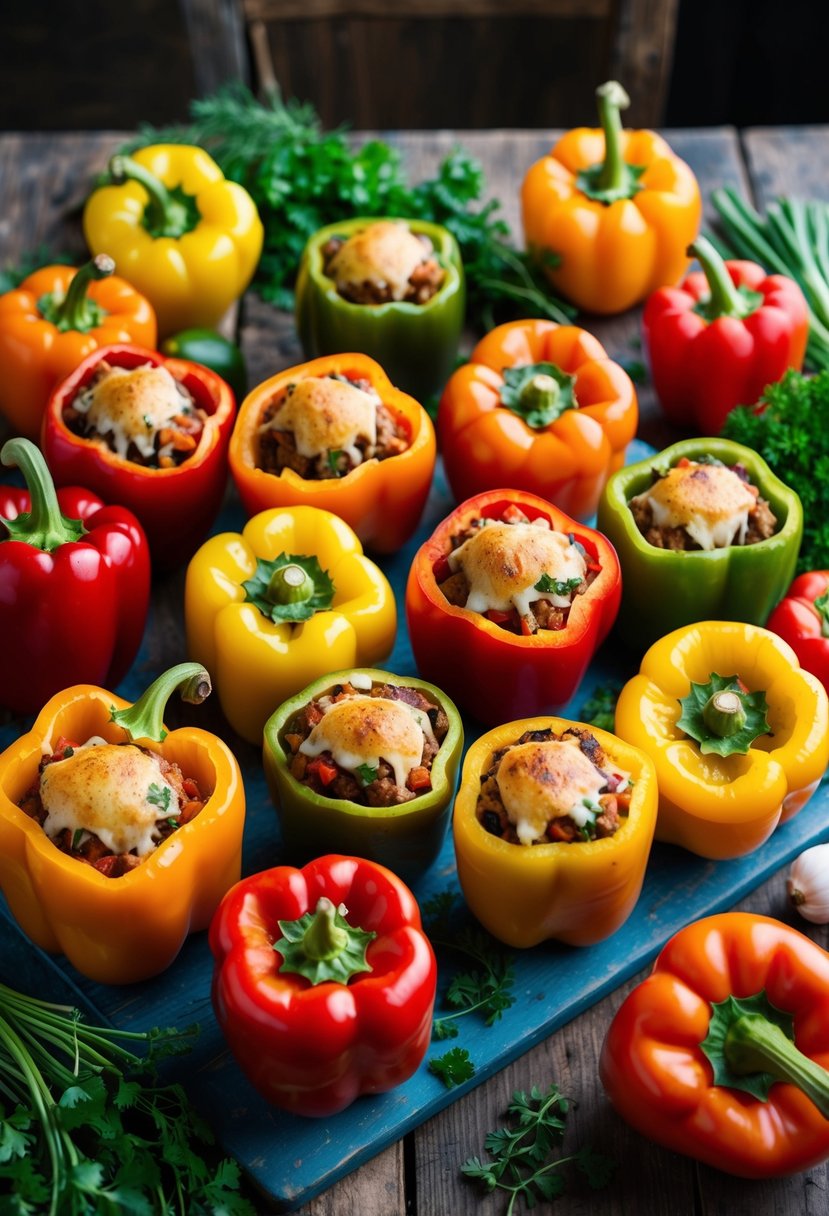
[1,124,828,1215]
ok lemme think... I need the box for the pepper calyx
[275,897,376,985]
[576,80,646,205]
[814,590,829,639]
[37,255,114,333]
[677,672,770,756]
[109,155,200,241]
[688,236,764,322]
[243,553,335,624]
[499,362,576,429]
[110,662,211,743]
[0,438,87,552]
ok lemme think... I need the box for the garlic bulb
[787,844,829,924]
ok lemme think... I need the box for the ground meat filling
[17,738,208,878]
[476,727,631,845]
[282,680,450,808]
[321,229,445,305]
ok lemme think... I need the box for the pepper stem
[726,1010,829,1118]
[267,563,314,606]
[51,255,114,332]
[595,81,631,195]
[109,155,197,239]
[275,898,376,986]
[814,590,829,639]
[688,236,757,319]
[0,439,86,552]
[301,898,350,960]
[110,663,211,743]
[520,374,561,417]
[702,689,747,737]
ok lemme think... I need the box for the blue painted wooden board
[3,442,829,1211]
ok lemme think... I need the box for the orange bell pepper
[229,353,436,554]
[438,319,638,521]
[521,82,701,315]
[0,256,157,440]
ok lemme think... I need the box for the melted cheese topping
[495,740,608,845]
[635,463,756,550]
[449,523,586,617]
[74,364,190,460]
[263,376,379,464]
[328,221,428,301]
[299,695,426,788]
[40,742,179,859]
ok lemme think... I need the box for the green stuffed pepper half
[263,668,463,881]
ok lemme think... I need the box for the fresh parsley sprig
[429,1047,476,1089]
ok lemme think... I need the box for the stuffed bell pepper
[438,318,638,520]
[186,506,396,744]
[0,664,245,984]
[406,489,620,724]
[229,352,435,553]
[596,437,802,650]
[210,854,437,1116]
[295,217,465,401]
[766,571,829,694]
[453,716,657,948]
[614,621,829,859]
[40,342,235,570]
[263,669,463,880]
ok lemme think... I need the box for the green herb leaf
[676,673,770,756]
[146,783,172,813]
[242,552,335,624]
[356,763,379,787]
[328,448,345,476]
[578,681,622,733]
[616,355,648,384]
[499,362,576,429]
[534,574,582,597]
[71,828,84,850]
[429,1047,476,1089]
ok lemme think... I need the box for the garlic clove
[787,843,829,925]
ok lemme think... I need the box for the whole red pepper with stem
[767,571,829,694]
[643,235,808,434]
[0,437,149,715]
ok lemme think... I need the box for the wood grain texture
[610,0,680,127]
[742,126,829,210]
[245,0,611,17]
[179,0,251,93]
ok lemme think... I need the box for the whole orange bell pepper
[438,319,637,521]
[0,256,157,440]
[521,82,701,315]
[229,353,436,554]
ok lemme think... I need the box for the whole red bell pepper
[767,571,829,694]
[209,854,437,1117]
[600,913,829,1178]
[643,236,809,434]
[0,437,150,715]
[40,343,235,570]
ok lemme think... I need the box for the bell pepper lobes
[209,854,437,1116]
[453,717,657,948]
[614,621,829,859]
[405,489,621,724]
[521,81,701,315]
[83,144,263,338]
[643,236,809,434]
[596,437,803,650]
[262,668,463,880]
[767,571,829,694]
[0,256,157,441]
[185,506,396,744]
[600,913,829,1178]
[0,663,246,985]
[229,352,436,553]
[0,438,149,716]
[294,217,465,402]
[40,342,236,571]
[438,318,638,521]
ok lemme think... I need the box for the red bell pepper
[643,236,809,434]
[40,343,235,571]
[767,571,829,694]
[0,437,150,715]
[405,488,621,724]
[209,854,437,1117]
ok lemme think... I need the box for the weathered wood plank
[742,125,829,210]
[245,0,611,18]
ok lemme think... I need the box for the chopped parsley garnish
[62,746,74,758]
[328,448,345,476]
[429,1047,476,1089]
[71,828,84,850]
[143,413,153,428]
[534,574,582,596]
[147,783,172,813]
[356,763,379,787]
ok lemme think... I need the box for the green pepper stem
[688,236,754,319]
[109,154,192,239]
[51,255,114,332]
[110,663,211,743]
[520,373,561,416]
[814,590,829,639]
[0,438,86,552]
[595,81,631,196]
[267,563,314,606]
[726,1013,829,1118]
[702,689,747,737]
[301,898,349,961]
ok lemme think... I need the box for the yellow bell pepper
[83,144,264,337]
[615,622,829,859]
[185,506,396,743]
[453,717,658,949]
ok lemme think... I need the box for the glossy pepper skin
[600,913,829,1178]
[263,668,463,881]
[644,237,809,434]
[767,571,829,694]
[41,343,235,570]
[295,217,465,402]
[405,489,621,725]
[438,319,638,521]
[596,437,803,650]
[614,622,829,859]
[0,665,245,985]
[0,438,150,716]
[0,256,156,441]
[83,144,263,337]
[229,352,436,554]
[453,717,657,948]
[185,507,396,744]
[521,82,701,315]
[209,854,437,1117]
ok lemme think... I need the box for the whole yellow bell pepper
[453,717,658,948]
[83,144,264,337]
[615,622,829,859]
[185,506,396,743]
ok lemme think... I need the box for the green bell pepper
[160,328,247,400]
[294,217,465,404]
[263,668,463,881]
[596,437,803,650]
